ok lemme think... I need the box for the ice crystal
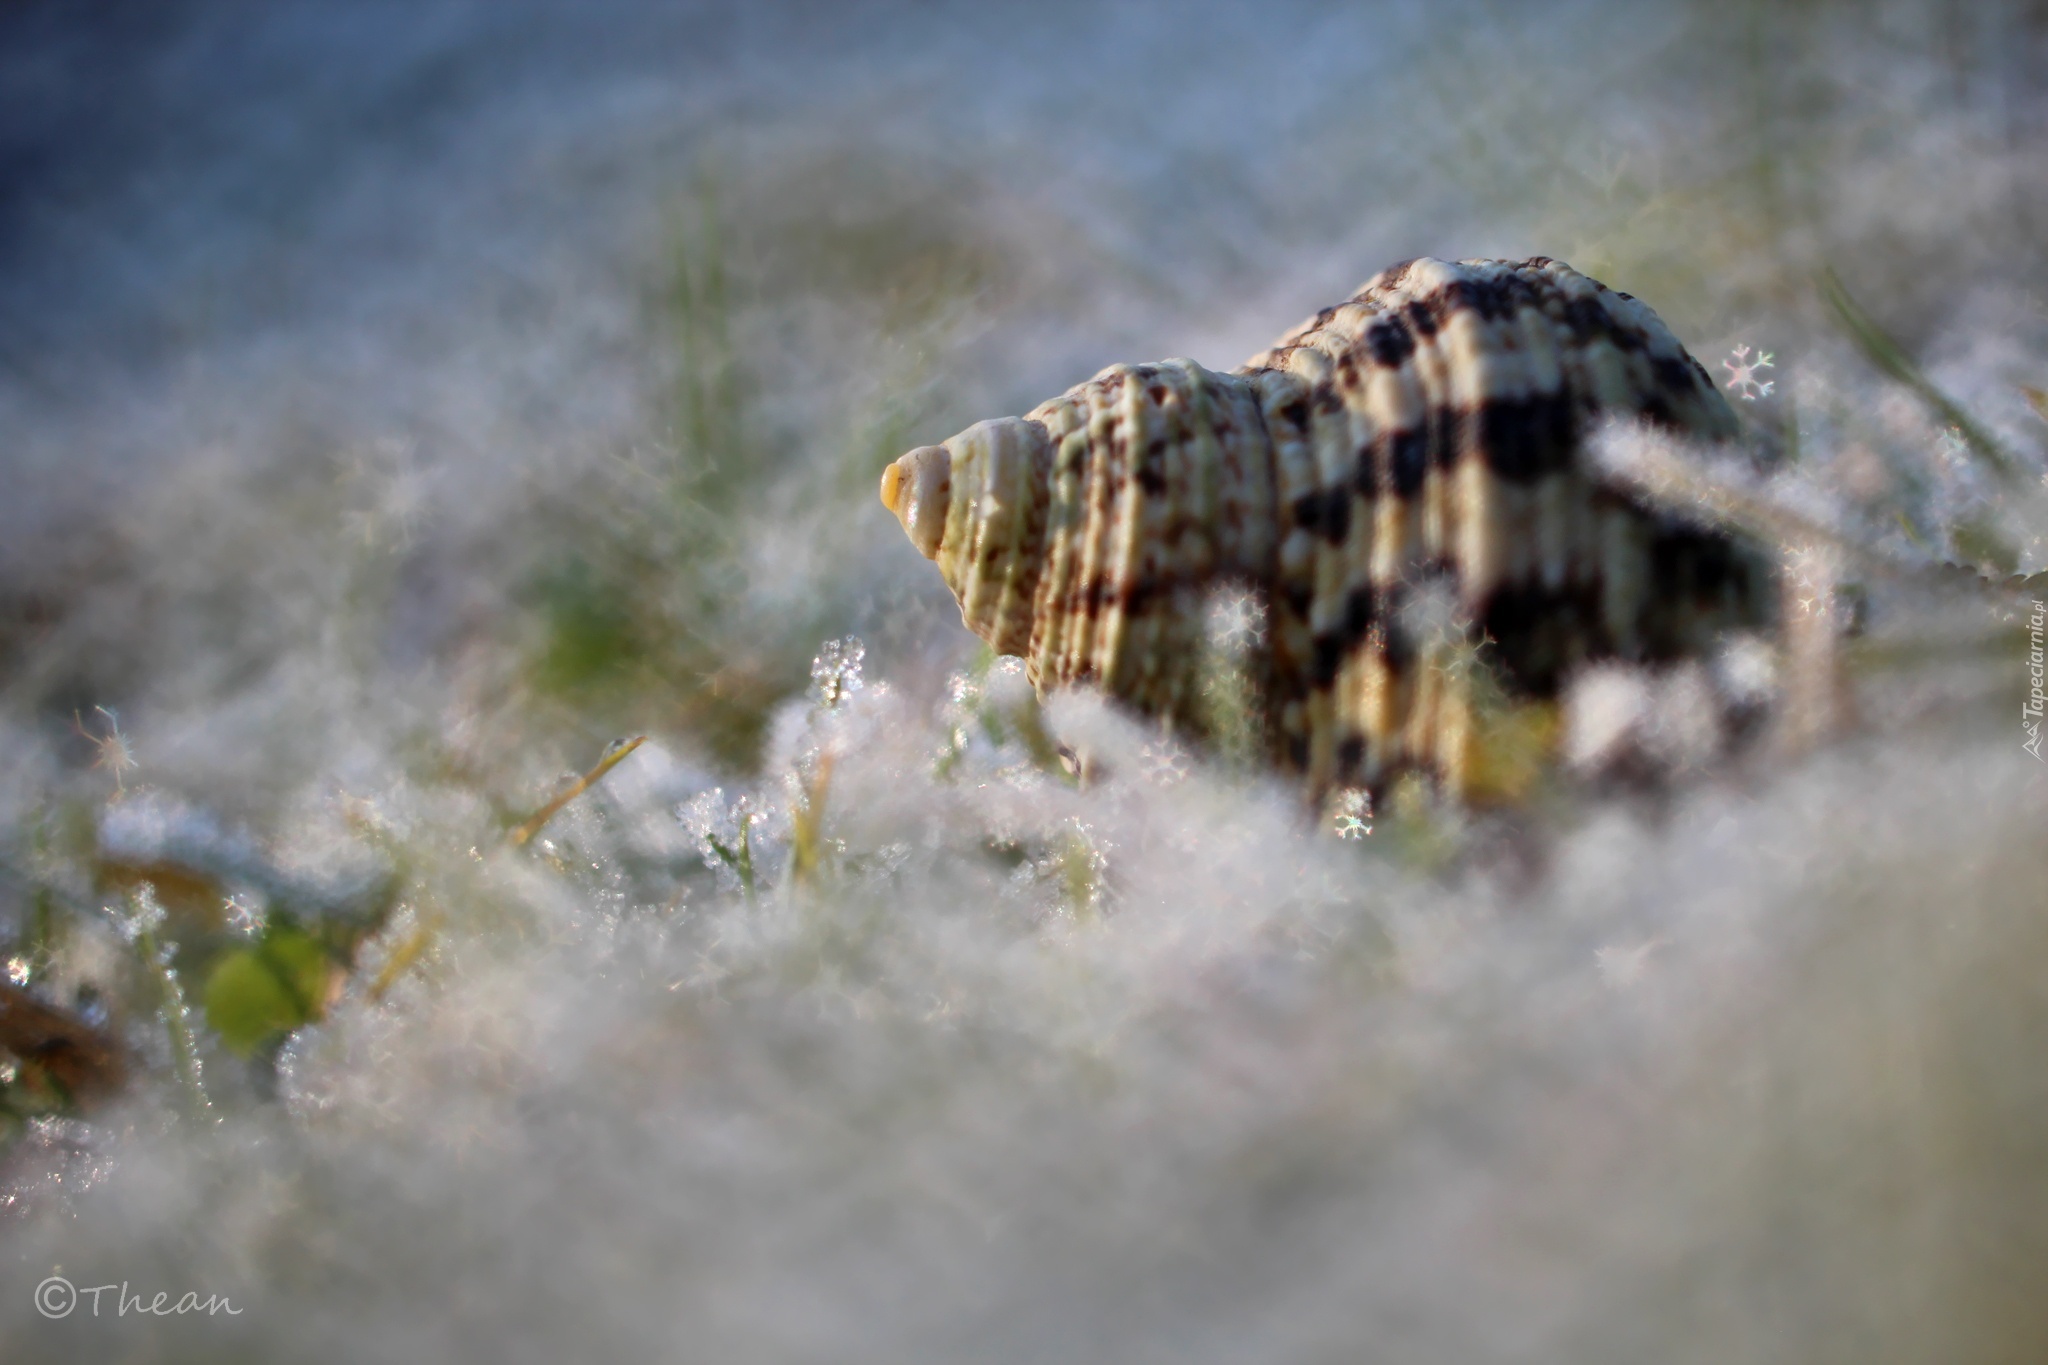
[809,637,865,710]
[223,894,267,938]
[108,883,167,946]
[73,705,137,792]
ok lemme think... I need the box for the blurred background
[1,1,2046,1360]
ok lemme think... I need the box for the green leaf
[202,928,330,1055]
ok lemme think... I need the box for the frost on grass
[8,682,2048,1363]
[3,2,2048,1361]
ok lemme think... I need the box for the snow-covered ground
[2,2,2045,1359]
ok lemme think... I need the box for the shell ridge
[885,256,1770,802]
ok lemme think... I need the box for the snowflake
[1326,787,1372,839]
[1722,344,1775,401]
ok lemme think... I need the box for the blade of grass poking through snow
[367,916,436,1002]
[668,178,746,483]
[1597,426,2030,602]
[1818,267,2024,485]
[784,751,834,894]
[702,817,756,905]
[509,736,646,847]
[122,887,210,1122]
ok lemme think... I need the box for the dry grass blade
[366,921,437,1001]
[509,737,647,848]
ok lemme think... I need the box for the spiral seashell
[883,257,1773,800]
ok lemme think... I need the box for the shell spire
[883,258,1772,800]
[883,417,1054,657]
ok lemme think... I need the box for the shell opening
[881,445,952,560]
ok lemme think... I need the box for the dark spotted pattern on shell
[882,257,1774,799]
